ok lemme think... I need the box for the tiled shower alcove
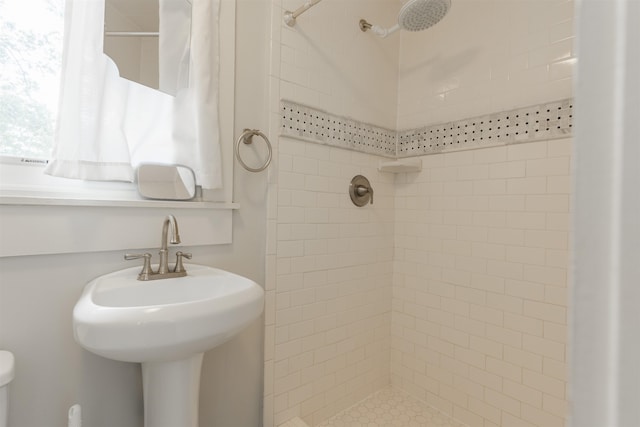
[275,99,573,427]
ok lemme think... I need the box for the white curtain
[159,0,191,95]
[571,0,640,426]
[45,0,222,189]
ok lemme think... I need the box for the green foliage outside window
[0,0,64,159]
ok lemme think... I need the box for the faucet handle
[174,251,192,273]
[355,184,373,204]
[125,253,153,278]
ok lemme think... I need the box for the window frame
[0,0,235,207]
[0,0,238,257]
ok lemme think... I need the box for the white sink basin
[73,264,264,363]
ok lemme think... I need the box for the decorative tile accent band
[397,99,573,157]
[280,101,397,157]
[281,99,573,159]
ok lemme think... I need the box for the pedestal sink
[73,264,264,427]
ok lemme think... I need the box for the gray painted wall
[0,0,270,425]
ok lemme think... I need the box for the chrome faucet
[125,215,192,281]
[158,214,180,274]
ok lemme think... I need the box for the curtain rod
[283,0,323,27]
[104,31,159,37]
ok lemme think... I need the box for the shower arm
[359,19,401,38]
[284,0,324,27]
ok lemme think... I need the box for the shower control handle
[355,185,373,204]
[349,175,374,207]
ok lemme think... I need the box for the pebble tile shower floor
[316,387,467,427]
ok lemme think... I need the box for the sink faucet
[125,215,192,281]
[158,214,180,274]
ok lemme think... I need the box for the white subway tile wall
[392,138,571,427]
[267,136,571,427]
[397,0,576,129]
[276,0,400,129]
[268,137,396,426]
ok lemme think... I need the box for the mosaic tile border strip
[281,99,573,159]
[280,101,397,157]
[397,99,573,158]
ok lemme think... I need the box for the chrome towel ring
[235,128,272,172]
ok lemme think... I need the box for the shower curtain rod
[284,0,323,27]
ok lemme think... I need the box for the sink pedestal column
[142,353,204,427]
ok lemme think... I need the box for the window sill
[0,161,239,257]
[0,191,240,210]
[0,159,235,208]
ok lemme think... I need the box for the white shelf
[378,158,422,173]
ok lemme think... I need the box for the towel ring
[235,129,272,172]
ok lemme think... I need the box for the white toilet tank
[0,351,15,427]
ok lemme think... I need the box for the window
[0,0,238,257]
[0,0,64,160]
[0,0,234,205]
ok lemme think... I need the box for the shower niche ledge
[378,158,422,173]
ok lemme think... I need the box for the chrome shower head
[399,0,451,31]
[360,0,451,38]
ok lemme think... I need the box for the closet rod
[105,31,159,37]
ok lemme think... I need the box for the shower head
[399,0,450,31]
[360,0,451,38]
